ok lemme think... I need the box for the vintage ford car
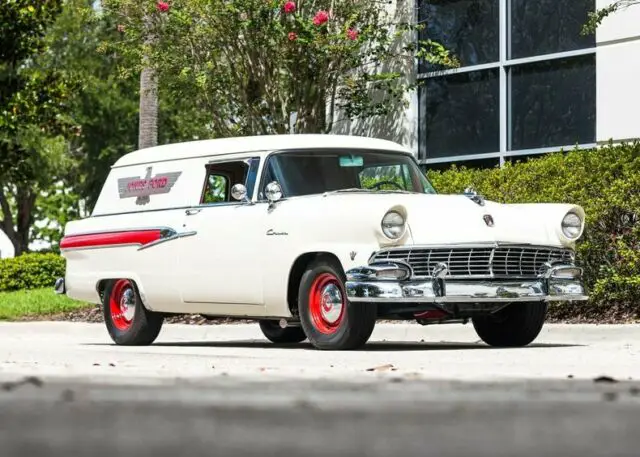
[56,134,588,350]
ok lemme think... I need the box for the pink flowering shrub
[312,10,329,26]
[104,0,457,135]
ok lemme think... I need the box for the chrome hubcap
[320,284,343,324]
[120,288,136,321]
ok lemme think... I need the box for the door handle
[185,208,201,216]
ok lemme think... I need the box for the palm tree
[138,12,157,150]
[138,65,158,149]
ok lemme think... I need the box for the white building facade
[339,1,640,169]
[0,231,15,259]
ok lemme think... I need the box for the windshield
[261,149,436,198]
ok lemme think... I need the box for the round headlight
[382,211,405,239]
[561,212,582,239]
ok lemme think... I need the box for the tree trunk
[0,186,34,256]
[138,65,158,150]
[138,13,158,150]
[297,89,327,133]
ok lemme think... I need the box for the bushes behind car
[0,253,66,292]
[426,141,640,321]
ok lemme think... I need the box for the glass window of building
[417,0,596,166]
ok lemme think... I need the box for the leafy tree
[582,0,640,34]
[0,0,216,254]
[103,0,456,136]
[39,0,213,233]
[0,0,73,256]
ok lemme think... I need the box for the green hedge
[426,142,640,320]
[0,253,65,292]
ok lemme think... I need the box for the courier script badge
[118,166,182,206]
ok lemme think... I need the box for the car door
[176,157,265,305]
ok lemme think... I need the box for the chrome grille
[371,246,574,278]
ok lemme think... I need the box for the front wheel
[103,279,164,346]
[472,302,548,347]
[298,259,376,350]
[259,320,307,344]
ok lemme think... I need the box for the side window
[199,157,260,205]
[202,174,229,203]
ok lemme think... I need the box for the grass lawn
[0,288,92,320]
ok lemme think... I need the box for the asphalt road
[1,322,640,457]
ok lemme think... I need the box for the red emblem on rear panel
[117,166,182,205]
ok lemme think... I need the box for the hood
[401,194,583,248]
[322,192,584,249]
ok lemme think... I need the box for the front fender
[262,242,380,317]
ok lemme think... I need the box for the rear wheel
[103,279,164,346]
[472,302,547,347]
[259,320,306,344]
[298,259,376,350]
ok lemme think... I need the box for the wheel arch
[96,277,150,308]
[287,252,344,315]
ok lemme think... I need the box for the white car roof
[113,134,411,168]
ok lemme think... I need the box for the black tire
[472,302,548,347]
[298,259,376,350]
[103,279,164,346]
[259,320,307,344]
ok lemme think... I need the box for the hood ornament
[483,214,495,227]
[464,187,485,207]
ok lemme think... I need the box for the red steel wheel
[308,272,346,335]
[298,259,377,350]
[109,279,137,331]
[102,279,164,346]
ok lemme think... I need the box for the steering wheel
[366,180,404,191]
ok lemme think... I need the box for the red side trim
[60,230,163,250]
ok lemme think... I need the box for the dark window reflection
[421,69,500,158]
[510,55,596,151]
[510,0,595,59]
[418,0,499,72]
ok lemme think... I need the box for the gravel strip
[11,302,640,325]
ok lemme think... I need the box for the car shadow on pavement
[141,341,583,351]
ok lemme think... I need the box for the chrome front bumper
[345,261,588,304]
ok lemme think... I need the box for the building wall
[369,0,640,167]
[596,0,640,143]
[331,0,418,152]
[333,1,639,162]
[0,231,15,259]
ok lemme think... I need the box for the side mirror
[265,181,283,203]
[231,183,248,201]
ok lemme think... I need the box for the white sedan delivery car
[56,134,588,350]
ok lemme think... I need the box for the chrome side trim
[137,231,198,251]
[62,243,146,252]
[60,227,197,252]
[63,226,176,237]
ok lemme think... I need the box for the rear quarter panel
[62,156,207,308]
